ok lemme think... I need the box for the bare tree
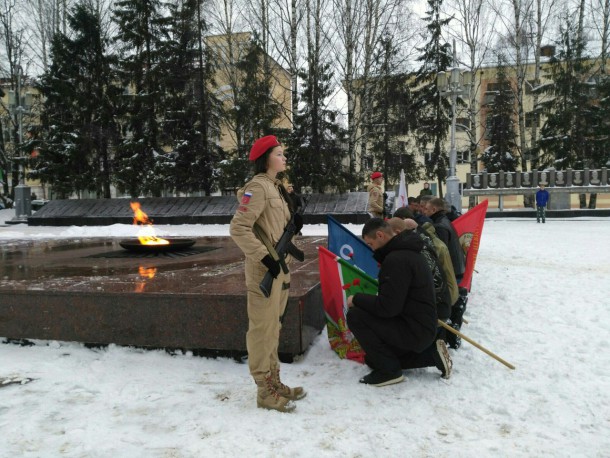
[445,0,496,208]
[589,0,610,73]
[20,0,79,74]
[0,0,26,80]
[331,0,415,186]
[242,0,304,129]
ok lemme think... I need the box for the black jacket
[429,210,466,278]
[352,230,437,349]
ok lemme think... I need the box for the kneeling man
[347,218,452,386]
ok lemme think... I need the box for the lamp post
[11,65,32,223]
[437,67,472,213]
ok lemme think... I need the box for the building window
[525,112,539,128]
[524,80,537,95]
[456,117,471,131]
[457,149,470,163]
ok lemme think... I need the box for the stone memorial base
[0,237,326,360]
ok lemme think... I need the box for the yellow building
[206,32,292,153]
[355,57,610,209]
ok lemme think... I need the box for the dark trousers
[398,328,444,370]
[536,206,546,222]
[347,307,435,373]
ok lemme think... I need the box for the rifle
[258,194,309,298]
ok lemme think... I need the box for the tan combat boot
[255,373,296,413]
[271,364,307,401]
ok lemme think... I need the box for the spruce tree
[410,0,453,196]
[287,59,349,193]
[368,35,419,187]
[113,0,170,197]
[217,35,286,192]
[35,4,121,199]
[482,57,518,173]
[535,19,597,171]
[160,0,223,196]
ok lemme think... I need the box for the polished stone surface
[0,236,326,358]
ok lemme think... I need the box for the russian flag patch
[241,192,252,205]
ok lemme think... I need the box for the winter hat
[249,135,281,161]
[371,171,383,180]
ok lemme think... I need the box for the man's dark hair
[362,218,392,238]
[408,197,416,204]
[393,207,414,219]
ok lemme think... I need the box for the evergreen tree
[410,0,453,196]
[113,0,171,197]
[217,36,286,192]
[160,0,223,196]
[234,38,282,145]
[481,56,518,173]
[35,4,121,199]
[287,59,349,193]
[368,35,420,187]
[535,19,598,171]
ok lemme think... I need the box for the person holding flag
[346,218,452,386]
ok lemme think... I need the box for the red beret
[249,135,281,161]
[371,171,383,180]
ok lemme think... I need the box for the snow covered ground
[1,208,609,457]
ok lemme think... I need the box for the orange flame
[135,266,157,292]
[139,266,157,279]
[129,202,169,245]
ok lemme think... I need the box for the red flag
[452,199,488,292]
[317,246,370,363]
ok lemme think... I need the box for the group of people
[228,140,468,412]
[350,172,468,386]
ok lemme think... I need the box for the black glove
[261,255,281,278]
[293,213,304,233]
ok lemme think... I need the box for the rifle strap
[253,223,289,274]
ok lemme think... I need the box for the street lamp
[437,67,472,213]
[11,64,32,222]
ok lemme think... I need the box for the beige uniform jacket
[230,174,291,264]
[367,183,384,217]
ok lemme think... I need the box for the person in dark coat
[283,180,303,212]
[346,218,453,386]
[421,197,466,283]
[419,182,433,196]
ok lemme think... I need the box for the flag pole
[438,320,515,370]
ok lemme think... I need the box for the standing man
[536,184,550,223]
[367,171,384,218]
[346,218,452,386]
[230,135,306,413]
[419,182,433,196]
